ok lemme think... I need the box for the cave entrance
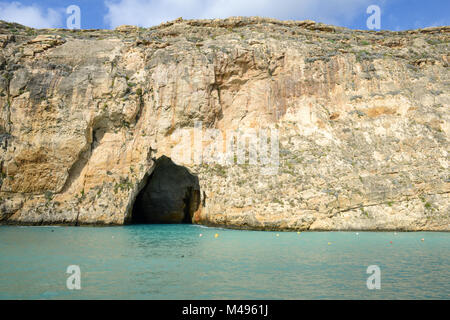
[131,156,200,224]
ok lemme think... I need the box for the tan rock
[0,18,448,230]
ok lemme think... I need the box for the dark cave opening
[131,156,200,224]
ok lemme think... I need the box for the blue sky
[0,0,448,30]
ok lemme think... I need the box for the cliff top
[1,17,448,65]
[1,16,449,38]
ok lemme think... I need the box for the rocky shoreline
[0,17,449,231]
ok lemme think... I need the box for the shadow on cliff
[129,156,200,224]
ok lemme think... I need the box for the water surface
[0,225,448,299]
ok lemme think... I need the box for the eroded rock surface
[0,17,448,230]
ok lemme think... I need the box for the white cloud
[0,1,62,29]
[104,0,374,29]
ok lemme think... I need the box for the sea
[0,225,448,299]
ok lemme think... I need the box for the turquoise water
[0,225,449,300]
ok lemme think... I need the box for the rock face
[131,156,200,224]
[0,17,449,230]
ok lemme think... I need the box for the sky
[0,0,448,30]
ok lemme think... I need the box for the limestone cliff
[0,17,448,230]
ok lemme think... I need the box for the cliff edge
[0,17,449,230]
